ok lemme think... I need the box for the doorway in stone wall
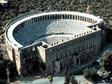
[76,58,79,65]
[55,61,60,73]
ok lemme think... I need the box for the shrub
[83,68,99,82]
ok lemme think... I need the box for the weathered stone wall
[5,28,102,75]
[5,39,22,75]
[45,30,102,73]
[18,41,47,75]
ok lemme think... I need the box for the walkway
[11,75,85,84]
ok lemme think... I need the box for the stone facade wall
[45,30,102,73]
[18,42,47,75]
[5,28,102,75]
[5,39,22,75]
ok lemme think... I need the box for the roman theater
[5,11,105,75]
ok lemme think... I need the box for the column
[74,56,76,66]
[79,58,81,66]
[6,68,10,84]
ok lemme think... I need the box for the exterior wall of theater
[44,30,102,73]
[17,42,47,75]
[5,40,21,75]
[5,29,102,75]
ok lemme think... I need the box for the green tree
[70,76,78,84]
[64,68,70,84]
[83,68,98,82]
[100,50,112,72]
[64,75,70,84]
[48,74,53,84]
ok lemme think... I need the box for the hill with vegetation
[0,0,112,35]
